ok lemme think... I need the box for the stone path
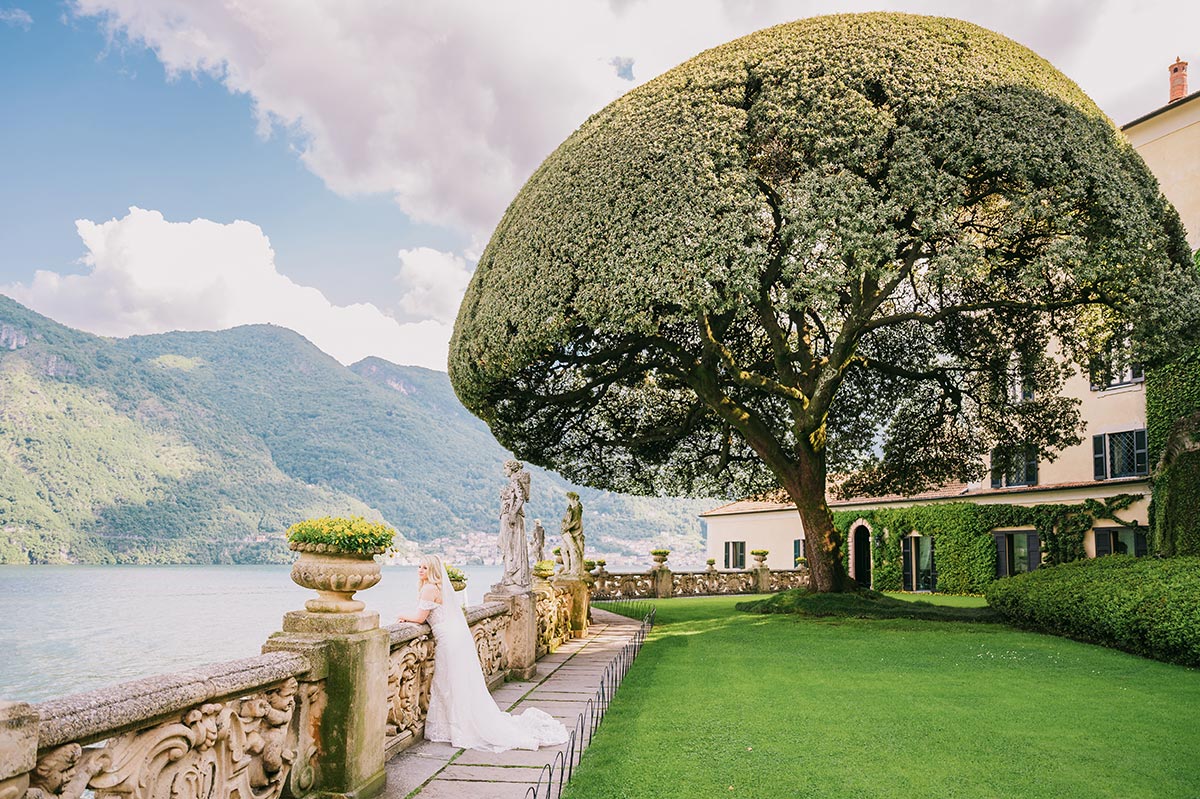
[384,608,644,799]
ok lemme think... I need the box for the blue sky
[0,6,461,307]
[2,1,1198,369]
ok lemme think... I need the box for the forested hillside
[0,295,708,564]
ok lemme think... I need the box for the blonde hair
[419,554,444,592]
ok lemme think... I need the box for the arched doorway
[853,525,872,588]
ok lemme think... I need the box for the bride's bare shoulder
[420,583,442,603]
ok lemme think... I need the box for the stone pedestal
[753,566,772,593]
[484,589,538,680]
[653,567,674,599]
[263,610,388,799]
[0,702,38,799]
[551,575,590,638]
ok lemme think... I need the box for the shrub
[533,559,555,577]
[286,516,395,555]
[750,549,769,557]
[986,556,1200,667]
[650,548,670,557]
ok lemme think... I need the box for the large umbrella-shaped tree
[449,13,1199,592]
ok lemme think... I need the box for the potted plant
[532,559,556,579]
[751,549,769,567]
[650,548,670,567]
[795,556,808,569]
[446,564,467,592]
[706,557,717,571]
[595,558,608,575]
[287,516,395,613]
[583,559,596,573]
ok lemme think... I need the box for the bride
[395,554,569,752]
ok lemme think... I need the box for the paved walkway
[384,608,645,799]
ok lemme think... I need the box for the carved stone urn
[450,578,467,592]
[289,541,384,613]
[751,550,768,567]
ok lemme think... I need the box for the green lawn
[570,595,1200,799]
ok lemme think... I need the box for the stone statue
[560,491,585,577]
[529,519,546,564]
[496,459,532,591]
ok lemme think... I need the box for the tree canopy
[449,13,1199,590]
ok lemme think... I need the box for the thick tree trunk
[781,451,849,593]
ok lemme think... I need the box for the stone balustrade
[0,588,578,799]
[1,653,317,799]
[592,565,809,599]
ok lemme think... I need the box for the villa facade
[703,60,1200,590]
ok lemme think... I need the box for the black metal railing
[524,606,656,799]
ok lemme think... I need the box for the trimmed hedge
[985,556,1200,667]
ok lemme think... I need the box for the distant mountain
[0,295,710,565]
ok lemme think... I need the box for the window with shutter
[990,444,1038,487]
[1093,429,1150,480]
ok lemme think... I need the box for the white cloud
[0,7,32,28]
[69,0,1200,250]
[2,208,451,369]
[394,247,473,325]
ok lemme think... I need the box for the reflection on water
[0,563,502,703]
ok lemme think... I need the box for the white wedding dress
[421,568,569,752]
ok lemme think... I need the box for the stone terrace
[385,608,643,799]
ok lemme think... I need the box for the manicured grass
[566,595,1200,799]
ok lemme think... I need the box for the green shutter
[1027,531,1041,572]
[1135,429,1148,475]
[1093,435,1106,480]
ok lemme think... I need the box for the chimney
[1170,57,1189,103]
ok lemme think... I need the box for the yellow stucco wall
[1125,96,1200,249]
[703,510,802,571]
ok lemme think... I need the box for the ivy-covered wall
[832,495,1140,594]
[1151,449,1200,556]
[1146,352,1200,464]
[1145,337,1200,556]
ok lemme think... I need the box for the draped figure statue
[560,491,585,577]
[497,459,532,591]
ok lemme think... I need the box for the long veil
[440,560,471,631]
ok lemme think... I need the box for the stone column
[263,610,389,799]
[753,566,772,593]
[653,567,674,599]
[485,590,538,680]
[0,702,38,799]
[551,575,590,638]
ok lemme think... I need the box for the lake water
[0,563,502,703]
